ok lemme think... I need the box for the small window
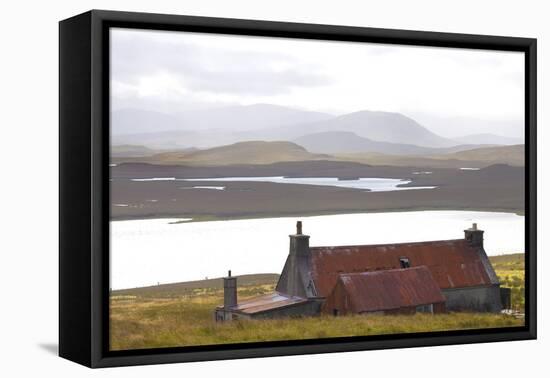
[399,257,411,268]
[416,304,434,313]
[333,309,339,317]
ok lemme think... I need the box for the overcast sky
[111,27,525,138]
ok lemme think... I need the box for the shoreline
[110,206,525,223]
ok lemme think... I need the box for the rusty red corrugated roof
[311,239,490,297]
[333,266,446,313]
[230,292,308,314]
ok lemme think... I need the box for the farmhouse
[214,221,505,321]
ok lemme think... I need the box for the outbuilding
[322,266,446,316]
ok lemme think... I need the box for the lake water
[181,186,226,191]
[182,176,436,192]
[110,210,525,290]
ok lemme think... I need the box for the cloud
[111,29,330,98]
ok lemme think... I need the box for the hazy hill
[122,141,330,166]
[335,144,524,168]
[111,145,158,157]
[112,105,516,151]
[276,110,458,148]
[112,104,332,137]
[112,104,334,148]
[112,129,223,150]
[293,131,487,155]
[437,144,524,166]
[407,112,524,145]
[452,133,523,146]
[175,103,333,131]
[112,109,185,135]
[112,106,464,150]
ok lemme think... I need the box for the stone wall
[442,284,502,312]
[249,299,323,319]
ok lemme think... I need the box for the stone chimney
[285,221,310,297]
[223,270,237,309]
[464,223,484,248]
[290,221,310,258]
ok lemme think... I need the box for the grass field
[110,254,525,351]
[490,253,525,311]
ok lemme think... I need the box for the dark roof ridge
[311,238,468,251]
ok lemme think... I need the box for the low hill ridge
[133,141,329,166]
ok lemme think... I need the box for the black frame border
[59,9,537,368]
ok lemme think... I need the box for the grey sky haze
[111,27,525,138]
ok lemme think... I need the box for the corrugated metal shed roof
[335,266,446,313]
[228,292,308,315]
[311,239,491,297]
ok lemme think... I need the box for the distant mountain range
[175,104,333,131]
[112,104,332,136]
[112,109,185,135]
[281,110,456,148]
[112,104,523,157]
[292,131,487,155]
[407,112,524,145]
[451,133,523,146]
